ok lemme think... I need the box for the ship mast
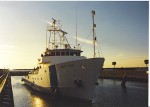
[76,8,78,47]
[52,18,56,49]
[46,18,69,50]
[92,10,96,58]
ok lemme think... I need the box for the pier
[10,69,31,76]
[0,69,14,106]
[100,67,148,82]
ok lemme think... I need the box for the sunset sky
[0,1,148,69]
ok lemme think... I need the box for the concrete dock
[0,70,14,107]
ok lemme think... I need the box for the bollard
[121,75,127,87]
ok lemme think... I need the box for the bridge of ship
[42,49,83,57]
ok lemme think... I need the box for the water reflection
[11,76,45,107]
[11,76,148,107]
[32,96,44,107]
[11,76,92,107]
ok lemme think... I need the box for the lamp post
[144,59,148,67]
[112,62,116,68]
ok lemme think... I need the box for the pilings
[0,72,14,107]
[121,75,127,87]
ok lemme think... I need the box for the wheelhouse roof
[45,49,83,53]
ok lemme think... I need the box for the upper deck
[41,48,83,57]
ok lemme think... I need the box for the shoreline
[100,67,148,83]
[99,76,148,83]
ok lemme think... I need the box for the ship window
[45,70,46,73]
[74,52,77,56]
[51,52,55,56]
[77,52,80,56]
[41,78,42,80]
[70,52,73,56]
[56,52,60,56]
[61,52,65,56]
[28,76,29,79]
[66,52,69,56]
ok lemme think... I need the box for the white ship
[22,10,105,101]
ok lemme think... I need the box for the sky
[0,1,149,69]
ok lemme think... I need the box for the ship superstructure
[22,10,105,101]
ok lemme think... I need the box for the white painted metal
[42,56,86,65]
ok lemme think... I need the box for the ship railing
[46,26,68,34]
[48,43,81,50]
[29,69,39,75]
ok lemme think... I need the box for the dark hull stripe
[49,65,58,92]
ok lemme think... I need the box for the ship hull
[23,58,104,101]
[55,58,104,101]
[22,78,51,94]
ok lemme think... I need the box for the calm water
[11,76,148,107]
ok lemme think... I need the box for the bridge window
[56,52,60,56]
[51,52,55,56]
[66,52,69,55]
[70,52,73,56]
[74,52,77,56]
[61,52,65,56]
[77,52,80,56]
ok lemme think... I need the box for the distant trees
[144,59,149,67]
[112,62,116,68]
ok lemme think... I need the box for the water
[11,76,148,107]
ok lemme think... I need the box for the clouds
[0,45,21,54]
[40,19,52,25]
[72,36,97,46]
